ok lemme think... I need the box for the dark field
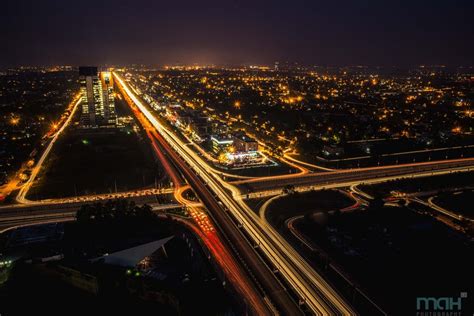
[219,161,298,178]
[360,171,474,197]
[265,189,354,229]
[28,128,164,199]
[433,189,474,219]
[295,206,474,315]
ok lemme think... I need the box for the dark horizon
[1,0,473,68]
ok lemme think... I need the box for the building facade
[211,135,233,154]
[79,66,117,128]
[100,71,117,126]
[233,133,258,153]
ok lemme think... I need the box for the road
[114,72,356,315]
[410,196,473,223]
[116,74,274,316]
[236,158,474,195]
[0,202,181,233]
[161,212,272,315]
[16,95,82,204]
[0,187,174,211]
[4,72,471,315]
[283,151,334,172]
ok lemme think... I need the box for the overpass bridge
[235,158,474,195]
[0,202,181,233]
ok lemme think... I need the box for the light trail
[239,162,474,198]
[0,217,74,234]
[163,213,272,316]
[283,151,335,172]
[16,95,82,204]
[114,72,356,315]
[232,157,474,188]
[117,76,272,316]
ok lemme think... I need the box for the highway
[0,214,75,233]
[114,72,356,315]
[9,187,173,207]
[4,71,471,314]
[161,212,272,315]
[117,75,274,316]
[235,158,474,194]
[283,151,334,172]
[148,127,297,315]
[0,202,181,233]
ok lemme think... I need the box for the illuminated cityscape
[1,1,473,315]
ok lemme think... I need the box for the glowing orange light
[10,117,20,126]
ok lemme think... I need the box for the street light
[10,117,20,126]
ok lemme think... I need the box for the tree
[283,184,296,195]
[367,194,384,212]
[76,200,156,224]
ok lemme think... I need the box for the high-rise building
[79,66,101,127]
[79,66,117,128]
[100,71,117,126]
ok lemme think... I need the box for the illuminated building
[211,135,233,154]
[79,66,101,127]
[322,144,345,157]
[233,133,258,153]
[79,67,117,128]
[100,71,117,126]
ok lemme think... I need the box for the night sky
[1,0,473,67]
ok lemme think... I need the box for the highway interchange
[1,72,474,315]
